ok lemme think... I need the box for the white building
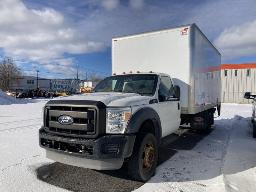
[10,76,50,91]
[221,63,256,103]
[10,76,81,93]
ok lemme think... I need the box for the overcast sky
[0,0,255,79]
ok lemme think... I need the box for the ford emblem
[58,115,74,125]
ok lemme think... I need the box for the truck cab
[39,72,180,181]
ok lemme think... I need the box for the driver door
[156,76,181,137]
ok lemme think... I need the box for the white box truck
[39,24,221,181]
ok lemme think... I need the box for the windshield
[94,74,158,96]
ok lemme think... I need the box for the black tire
[193,111,212,134]
[127,133,158,182]
[204,111,213,129]
[253,124,256,138]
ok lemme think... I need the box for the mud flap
[217,104,221,116]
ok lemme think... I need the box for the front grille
[44,105,97,137]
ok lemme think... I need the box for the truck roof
[112,24,193,40]
[112,72,168,77]
[112,23,220,56]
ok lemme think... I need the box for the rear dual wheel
[127,133,158,182]
[192,110,214,133]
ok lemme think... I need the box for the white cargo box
[112,24,221,114]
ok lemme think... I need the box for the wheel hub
[143,144,155,169]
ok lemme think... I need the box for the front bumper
[39,128,135,169]
[46,150,124,170]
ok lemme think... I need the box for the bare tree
[89,73,104,83]
[0,57,21,91]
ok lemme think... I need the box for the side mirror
[174,85,180,99]
[158,92,166,102]
[244,92,251,99]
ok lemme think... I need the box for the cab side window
[158,76,175,102]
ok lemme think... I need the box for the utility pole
[76,63,79,80]
[36,70,39,89]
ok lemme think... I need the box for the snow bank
[0,90,17,104]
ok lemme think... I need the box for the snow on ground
[0,102,255,192]
[0,99,69,192]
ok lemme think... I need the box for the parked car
[244,92,256,138]
[6,91,16,97]
[16,91,28,98]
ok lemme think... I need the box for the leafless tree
[89,73,104,83]
[0,57,22,91]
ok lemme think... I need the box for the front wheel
[127,133,158,181]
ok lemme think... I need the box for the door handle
[178,103,180,110]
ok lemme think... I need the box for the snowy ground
[0,101,256,192]
[0,99,62,191]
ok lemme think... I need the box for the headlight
[106,107,132,134]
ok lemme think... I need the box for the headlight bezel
[106,107,132,134]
